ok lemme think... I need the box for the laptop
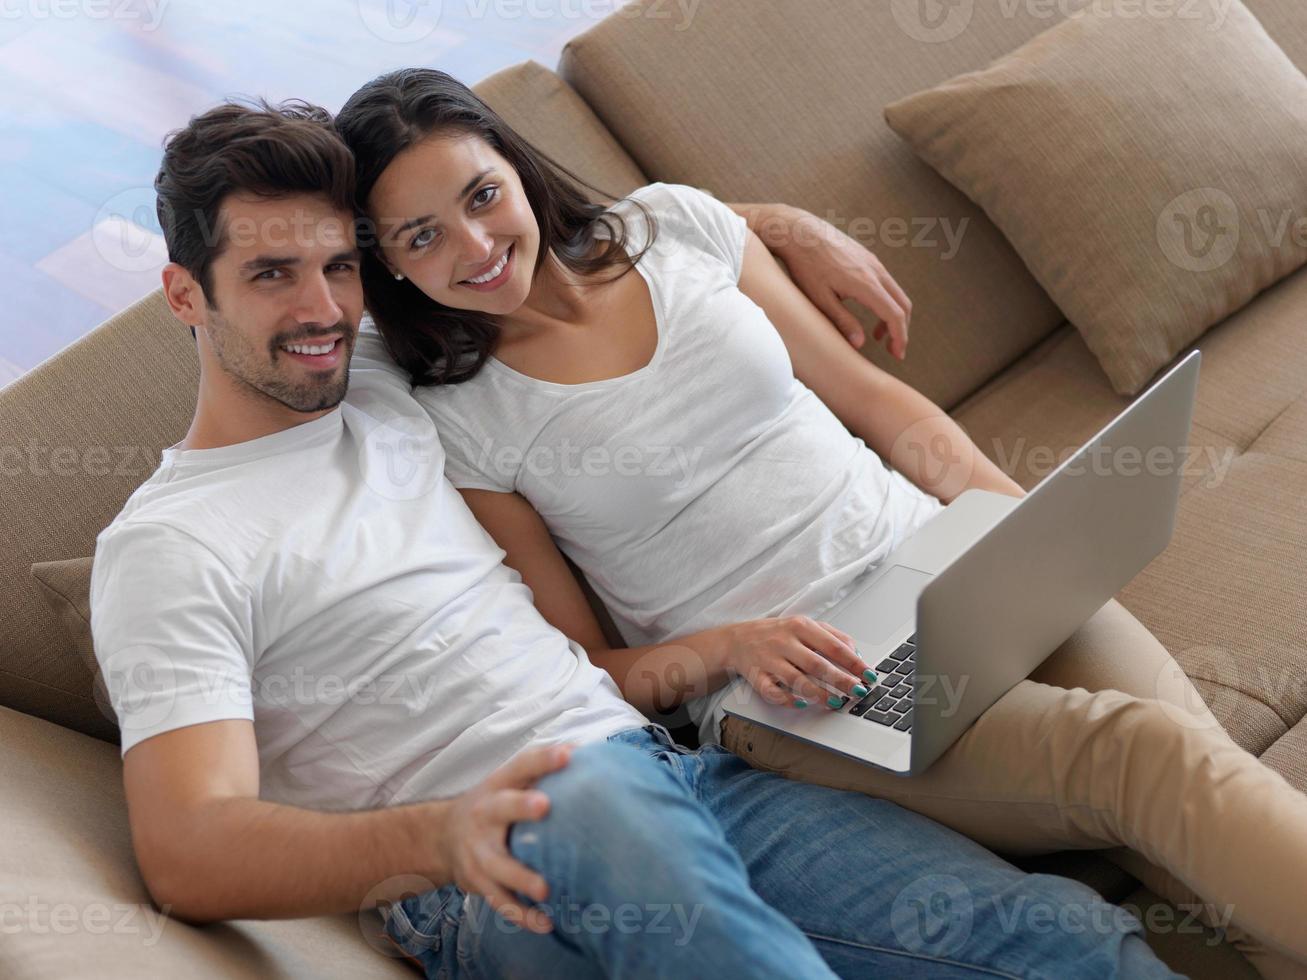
[721,349,1201,776]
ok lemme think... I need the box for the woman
[335,68,1307,970]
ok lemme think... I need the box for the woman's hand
[766,207,913,360]
[716,615,877,709]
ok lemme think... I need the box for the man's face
[199,193,364,414]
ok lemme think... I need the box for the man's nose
[295,272,343,326]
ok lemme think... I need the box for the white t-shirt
[414,182,947,745]
[89,326,646,811]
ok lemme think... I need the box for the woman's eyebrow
[393,168,496,237]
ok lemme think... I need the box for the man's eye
[411,228,438,251]
[255,269,283,281]
[327,263,357,274]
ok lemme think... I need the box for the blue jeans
[383,724,1178,979]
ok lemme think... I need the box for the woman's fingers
[754,671,796,706]
[790,617,869,685]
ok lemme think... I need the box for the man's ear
[162,263,205,340]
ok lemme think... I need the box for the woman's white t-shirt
[415,182,946,744]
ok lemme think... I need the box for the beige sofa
[3,1,1304,975]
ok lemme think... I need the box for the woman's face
[367,132,539,316]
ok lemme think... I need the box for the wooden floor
[0,0,615,388]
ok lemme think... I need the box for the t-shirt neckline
[482,199,667,392]
[161,408,344,470]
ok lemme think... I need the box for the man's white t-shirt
[414,182,947,745]
[89,328,646,812]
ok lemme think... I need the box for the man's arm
[124,718,566,931]
[737,229,1024,504]
[124,718,443,922]
[727,201,912,360]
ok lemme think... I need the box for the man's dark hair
[155,98,357,322]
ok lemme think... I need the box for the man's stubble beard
[205,306,356,414]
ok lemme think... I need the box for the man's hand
[439,743,575,934]
[731,203,913,360]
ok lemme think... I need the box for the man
[88,100,1178,978]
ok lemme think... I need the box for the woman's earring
[393,272,405,281]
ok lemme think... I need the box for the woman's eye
[473,185,498,208]
[411,228,437,251]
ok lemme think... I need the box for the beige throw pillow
[884,0,1307,395]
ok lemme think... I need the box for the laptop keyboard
[840,633,916,733]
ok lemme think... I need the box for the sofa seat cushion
[0,705,414,980]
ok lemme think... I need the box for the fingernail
[851,684,869,698]
[853,332,865,346]
[826,695,844,709]
[794,698,809,709]
[863,669,878,684]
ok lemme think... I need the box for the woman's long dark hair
[335,68,658,386]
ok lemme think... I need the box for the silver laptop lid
[907,350,1201,774]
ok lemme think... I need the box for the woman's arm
[456,488,871,718]
[736,229,1025,505]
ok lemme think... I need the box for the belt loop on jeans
[645,721,678,748]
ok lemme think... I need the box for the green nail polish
[852,684,869,698]
[863,669,878,683]
[827,695,843,709]
[794,698,809,709]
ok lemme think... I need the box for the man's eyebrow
[393,168,496,238]
[240,255,302,275]
[239,248,361,275]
